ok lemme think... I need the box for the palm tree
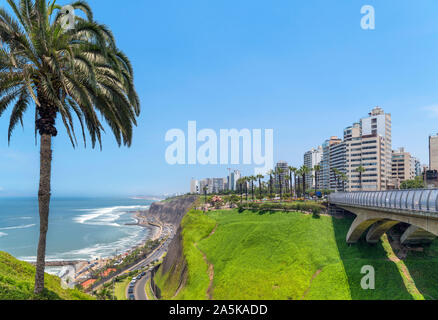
[249,176,257,202]
[288,166,297,199]
[267,169,274,199]
[332,168,341,192]
[341,173,348,192]
[276,168,284,202]
[355,166,366,191]
[0,0,140,294]
[237,178,244,205]
[300,166,310,199]
[313,165,321,198]
[256,174,264,200]
[243,177,249,203]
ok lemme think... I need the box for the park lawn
[161,209,427,300]
[0,251,93,300]
[114,277,130,300]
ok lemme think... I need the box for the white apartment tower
[344,107,392,191]
[190,179,200,194]
[304,146,323,189]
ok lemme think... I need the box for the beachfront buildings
[304,146,323,189]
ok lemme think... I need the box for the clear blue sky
[1,0,438,196]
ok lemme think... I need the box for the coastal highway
[134,273,150,300]
[127,224,175,300]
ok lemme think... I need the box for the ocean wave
[27,225,150,261]
[0,232,7,237]
[73,205,150,227]
[0,224,36,231]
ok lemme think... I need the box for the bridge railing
[329,189,438,213]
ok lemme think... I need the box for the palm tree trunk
[34,134,52,294]
[294,174,297,198]
[302,174,306,199]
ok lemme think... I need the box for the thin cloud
[0,187,4,192]
[423,105,438,118]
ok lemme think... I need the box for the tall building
[190,179,200,194]
[412,157,422,178]
[200,178,213,194]
[304,146,323,189]
[229,170,241,191]
[329,141,346,191]
[430,134,438,171]
[391,148,415,189]
[321,136,342,190]
[344,107,392,192]
[275,161,289,189]
[212,178,226,193]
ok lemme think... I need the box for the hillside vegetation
[156,209,438,300]
[0,252,93,300]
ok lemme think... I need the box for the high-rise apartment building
[212,178,226,193]
[412,157,422,178]
[229,170,241,191]
[275,161,289,189]
[320,136,342,190]
[343,107,392,192]
[190,179,200,194]
[391,148,415,189]
[329,141,346,191]
[200,178,213,194]
[430,134,438,171]
[304,146,323,189]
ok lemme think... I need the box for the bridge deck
[329,189,438,214]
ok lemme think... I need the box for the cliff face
[149,196,198,298]
[143,195,197,228]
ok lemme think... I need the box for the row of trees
[233,165,373,202]
[235,165,317,202]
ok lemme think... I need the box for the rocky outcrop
[142,195,198,228]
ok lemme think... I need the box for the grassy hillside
[156,209,438,300]
[0,252,93,300]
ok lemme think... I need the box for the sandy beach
[56,210,162,286]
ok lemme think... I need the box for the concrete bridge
[328,189,438,245]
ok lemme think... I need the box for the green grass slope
[157,209,438,300]
[0,252,93,300]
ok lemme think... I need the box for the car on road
[128,294,135,300]
[141,272,146,277]
[128,288,134,294]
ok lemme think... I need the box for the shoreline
[40,210,161,284]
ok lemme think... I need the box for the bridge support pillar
[401,226,436,245]
[366,220,400,244]
[346,214,382,244]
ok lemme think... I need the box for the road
[134,273,149,300]
[125,223,175,300]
